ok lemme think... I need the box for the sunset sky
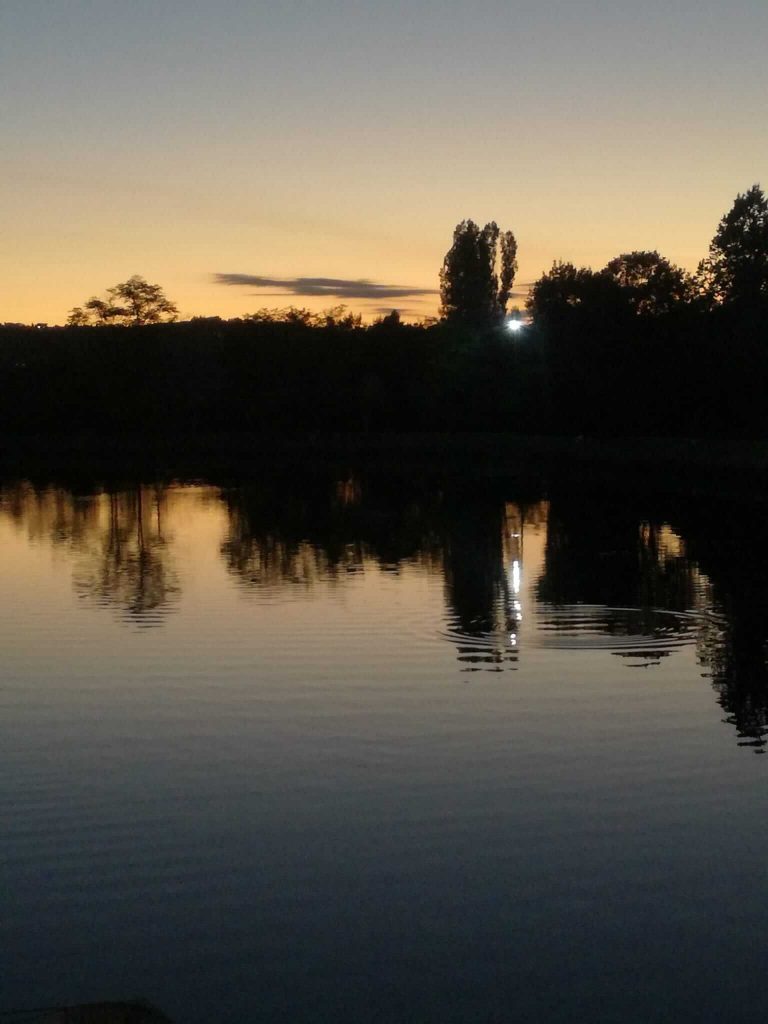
[3,0,767,324]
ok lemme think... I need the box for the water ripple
[531,604,720,666]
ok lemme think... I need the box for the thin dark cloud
[214,273,437,301]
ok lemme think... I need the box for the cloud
[214,273,437,301]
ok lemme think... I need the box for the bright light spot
[512,559,521,594]
[510,633,517,646]
[507,319,524,333]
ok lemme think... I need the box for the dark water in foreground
[2,473,768,1023]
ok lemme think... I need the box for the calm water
[2,473,768,1023]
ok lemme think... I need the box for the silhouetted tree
[245,304,362,328]
[601,250,692,315]
[372,309,402,329]
[697,184,768,308]
[497,230,519,313]
[526,261,623,321]
[67,275,178,326]
[65,308,91,327]
[439,220,518,328]
[320,304,363,329]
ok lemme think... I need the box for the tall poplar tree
[439,220,518,328]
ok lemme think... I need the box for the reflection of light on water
[506,553,524,630]
[449,500,547,672]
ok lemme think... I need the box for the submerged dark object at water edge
[1,1003,172,1024]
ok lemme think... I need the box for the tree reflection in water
[3,474,768,750]
[219,475,547,672]
[538,493,699,615]
[72,486,179,626]
[442,498,548,671]
[536,492,703,666]
[0,481,179,627]
[671,501,768,752]
[219,475,445,592]
[538,488,768,752]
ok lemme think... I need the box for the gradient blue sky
[3,0,767,322]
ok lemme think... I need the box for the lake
[2,468,767,1023]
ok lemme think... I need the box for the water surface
[2,474,767,1023]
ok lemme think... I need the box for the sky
[2,0,767,324]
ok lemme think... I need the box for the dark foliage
[522,186,768,437]
[439,220,518,328]
[3,187,768,440]
[0,314,548,437]
[697,184,768,309]
[0,293,766,439]
[68,275,178,327]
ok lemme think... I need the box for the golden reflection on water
[0,481,694,637]
[0,483,219,627]
[1,476,766,752]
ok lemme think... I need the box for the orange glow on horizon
[3,3,766,325]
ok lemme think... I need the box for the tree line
[1,185,767,439]
[439,184,768,325]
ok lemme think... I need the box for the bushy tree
[601,250,691,315]
[372,309,402,329]
[697,184,768,308]
[68,275,178,326]
[439,220,518,328]
[526,261,622,320]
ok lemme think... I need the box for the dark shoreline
[3,432,768,498]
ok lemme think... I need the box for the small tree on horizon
[67,275,178,326]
